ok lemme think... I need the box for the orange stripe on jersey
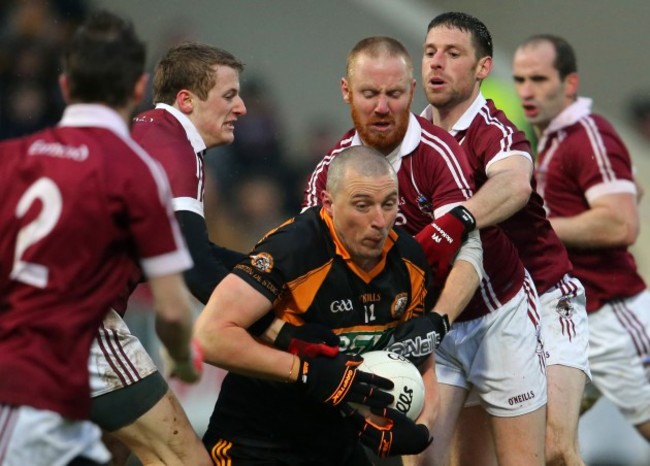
[403,258,429,319]
[336,322,399,334]
[277,260,333,320]
[258,217,295,244]
[210,438,233,466]
[320,208,398,282]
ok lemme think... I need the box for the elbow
[514,179,533,209]
[607,220,639,247]
[621,223,640,247]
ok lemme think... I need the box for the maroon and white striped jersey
[0,104,192,419]
[536,97,645,312]
[132,104,207,216]
[303,113,524,321]
[424,95,573,294]
[105,104,208,314]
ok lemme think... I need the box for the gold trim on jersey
[210,438,233,465]
[320,208,397,282]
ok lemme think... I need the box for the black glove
[386,313,450,365]
[296,354,394,408]
[346,406,433,457]
[275,322,340,358]
[415,205,476,281]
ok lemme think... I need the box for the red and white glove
[160,338,203,384]
[415,205,476,281]
[275,322,340,358]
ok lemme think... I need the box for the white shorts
[436,275,547,417]
[539,274,591,378]
[0,404,110,466]
[587,290,650,425]
[89,309,158,397]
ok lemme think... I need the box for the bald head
[322,145,399,271]
[345,36,413,81]
[326,146,398,197]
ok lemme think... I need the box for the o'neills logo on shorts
[508,390,535,406]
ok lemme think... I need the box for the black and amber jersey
[234,206,435,354]
[204,206,435,463]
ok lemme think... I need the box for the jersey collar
[155,103,207,153]
[59,104,130,138]
[350,113,422,166]
[421,93,486,137]
[320,208,397,281]
[543,97,592,136]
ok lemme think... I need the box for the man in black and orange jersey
[195,145,436,464]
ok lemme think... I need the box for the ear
[564,72,579,100]
[322,190,334,214]
[175,89,194,114]
[341,77,351,104]
[132,73,149,107]
[58,74,70,103]
[410,77,417,94]
[476,56,492,81]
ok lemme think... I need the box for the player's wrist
[275,321,298,350]
[286,354,300,383]
[448,205,476,233]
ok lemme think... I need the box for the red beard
[350,96,411,155]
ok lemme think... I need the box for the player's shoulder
[329,127,357,154]
[132,108,192,155]
[565,112,625,150]
[391,225,430,272]
[583,112,621,138]
[254,207,333,270]
[415,114,463,150]
[468,99,532,153]
[475,100,524,133]
[264,207,326,245]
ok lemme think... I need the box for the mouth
[521,103,538,118]
[364,235,385,247]
[369,120,393,133]
[223,120,237,130]
[427,76,446,91]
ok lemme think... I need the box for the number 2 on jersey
[11,177,62,288]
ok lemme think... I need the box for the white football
[353,350,425,420]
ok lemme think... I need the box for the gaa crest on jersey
[391,292,409,319]
[251,252,274,273]
[416,194,434,219]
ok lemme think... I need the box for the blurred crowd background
[2,1,650,464]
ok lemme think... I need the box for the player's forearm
[196,319,296,382]
[194,274,297,382]
[433,260,480,322]
[149,274,195,361]
[550,206,638,248]
[463,170,532,229]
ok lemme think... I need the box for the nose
[234,96,247,116]
[428,50,444,69]
[374,94,389,115]
[514,80,533,101]
[370,205,388,230]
